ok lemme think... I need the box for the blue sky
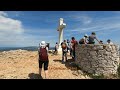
[0,11,120,47]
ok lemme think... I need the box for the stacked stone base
[75,44,120,76]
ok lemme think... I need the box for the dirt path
[0,50,91,79]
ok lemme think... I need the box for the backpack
[39,47,48,61]
[61,43,67,49]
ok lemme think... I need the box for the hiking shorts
[39,60,49,70]
[88,42,95,44]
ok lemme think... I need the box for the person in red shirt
[71,37,78,61]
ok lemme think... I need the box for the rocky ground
[0,49,91,79]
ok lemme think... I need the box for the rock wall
[75,44,120,76]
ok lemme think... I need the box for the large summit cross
[57,18,66,52]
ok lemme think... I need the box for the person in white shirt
[107,39,113,44]
[79,34,88,44]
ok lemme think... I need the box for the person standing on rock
[38,41,49,79]
[61,40,68,64]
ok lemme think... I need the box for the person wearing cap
[79,34,88,44]
[38,41,49,79]
[88,32,100,44]
[99,40,103,44]
[107,39,113,44]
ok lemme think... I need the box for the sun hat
[84,34,88,37]
[40,41,46,47]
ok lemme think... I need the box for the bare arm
[46,47,48,54]
[83,38,86,44]
[95,38,100,43]
[84,38,87,44]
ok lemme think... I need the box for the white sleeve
[46,47,48,53]
[83,37,85,40]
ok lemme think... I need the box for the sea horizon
[0,46,55,51]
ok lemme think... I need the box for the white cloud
[68,13,92,25]
[0,15,24,34]
[74,16,92,24]
[0,11,8,16]
[69,16,120,34]
[0,11,25,46]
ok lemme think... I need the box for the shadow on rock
[65,59,78,71]
[28,73,43,79]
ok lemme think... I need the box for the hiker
[99,40,103,44]
[88,32,100,44]
[54,42,59,55]
[107,39,113,44]
[69,41,73,56]
[61,40,68,64]
[71,37,78,61]
[79,34,88,44]
[67,39,70,53]
[38,41,49,79]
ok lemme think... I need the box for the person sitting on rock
[99,40,103,44]
[106,39,113,44]
[88,32,100,44]
[79,34,88,44]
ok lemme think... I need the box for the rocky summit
[0,49,91,79]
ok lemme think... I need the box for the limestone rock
[75,44,119,77]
